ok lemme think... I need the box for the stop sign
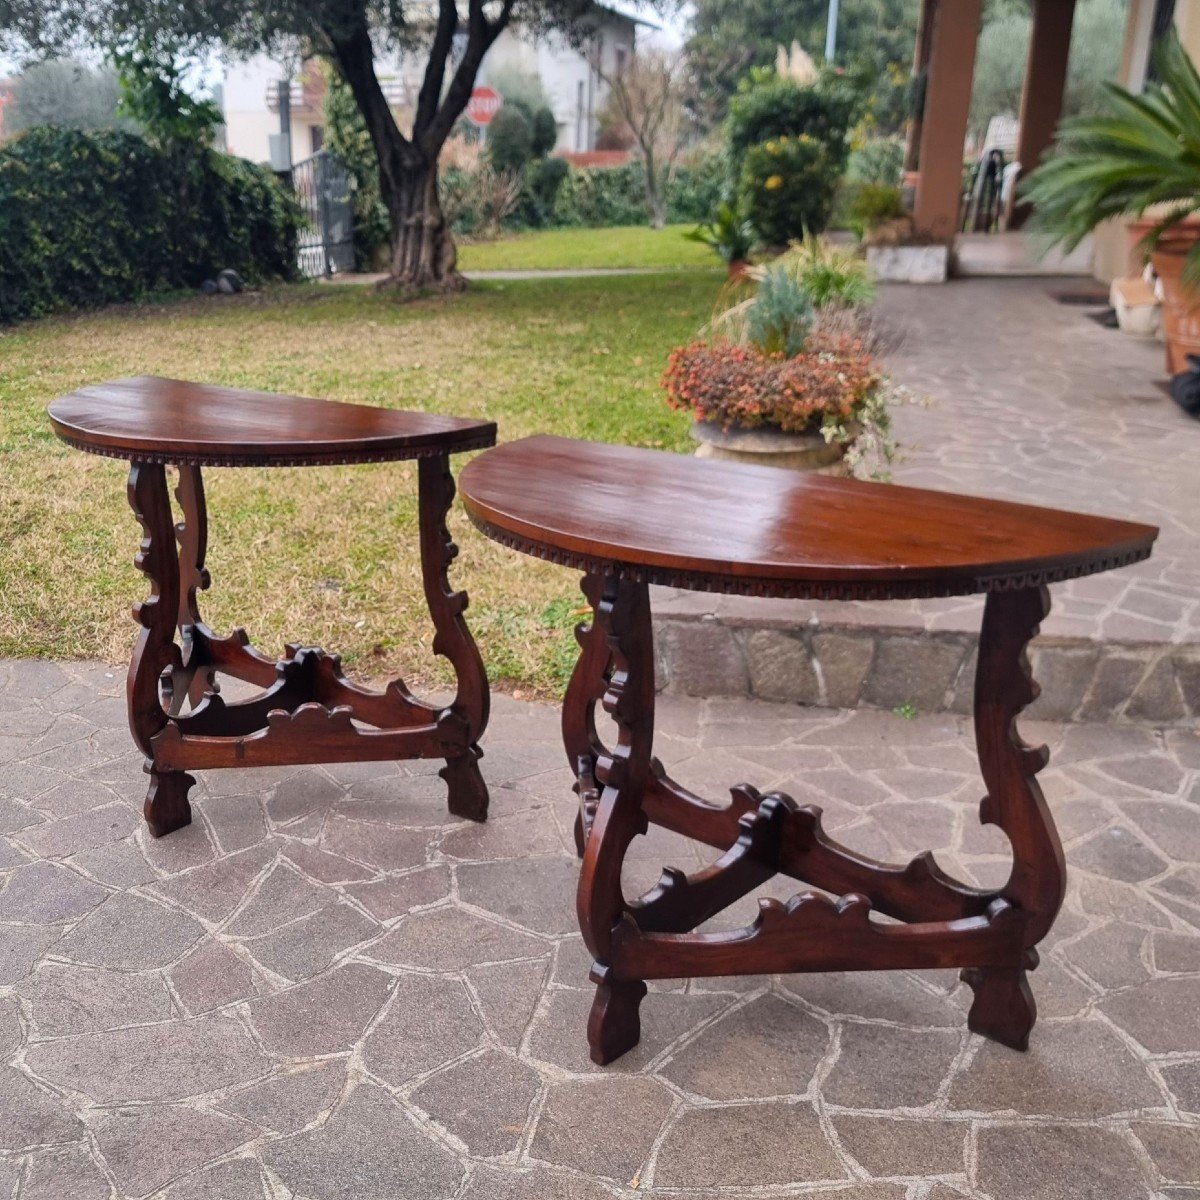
[467,86,503,127]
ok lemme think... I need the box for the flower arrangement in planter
[663,239,908,477]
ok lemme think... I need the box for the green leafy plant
[113,42,222,148]
[739,134,838,244]
[0,126,298,324]
[685,200,755,264]
[1024,31,1200,284]
[769,235,876,309]
[743,265,813,357]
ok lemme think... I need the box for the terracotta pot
[1151,221,1200,375]
[727,259,751,282]
[689,421,858,475]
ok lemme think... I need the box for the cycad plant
[1024,32,1200,285]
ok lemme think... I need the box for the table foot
[961,960,1037,1051]
[587,964,647,1066]
[441,747,488,822]
[144,768,195,838]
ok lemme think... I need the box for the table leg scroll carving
[127,463,193,836]
[576,575,654,1064]
[418,454,490,821]
[563,574,614,857]
[961,584,1064,1050]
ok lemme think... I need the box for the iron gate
[291,150,355,278]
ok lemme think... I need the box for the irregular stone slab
[345,864,451,920]
[823,1023,960,1110]
[261,1084,464,1200]
[1100,977,1200,1054]
[833,1115,967,1177]
[0,1065,84,1149]
[1072,826,1169,884]
[162,1157,270,1200]
[362,973,484,1085]
[0,796,42,834]
[322,815,430,872]
[526,988,726,1076]
[0,861,109,923]
[15,803,138,859]
[17,961,172,1036]
[975,1123,1153,1200]
[280,841,375,884]
[457,858,581,937]
[662,994,829,1102]
[1153,930,1200,974]
[439,809,568,862]
[224,860,333,937]
[92,1104,255,1198]
[1061,922,1152,989]
[201,793,269,854]
[458,1164,618,1200]
[54,892,204,969]
[21,1143,110,1200]
[67,839,156,888]
[148,845,274,923]
[464,959,549,1048]
[26,1012,271,1103]
[0,922,63,985]
[267,770,346,825]
[531,1075,673,1182]
[653,1101,845,1188]
[1132,1122,1200,1185]
[249,962,394,1057]
[238,900,378,982]
[370,906,547,971]
[169,937,262,1014]
[218,1060,347,1134]
[0,995,20,1056]
[413,1050,540,1157]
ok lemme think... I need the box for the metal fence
[290,150,356,279]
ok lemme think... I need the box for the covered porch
[905,0,1195,278]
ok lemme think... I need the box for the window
[311,125,325,153]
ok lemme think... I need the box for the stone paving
[654,278,1200,723]
[2,657,1200,1198]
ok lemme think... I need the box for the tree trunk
[381,151,463,293]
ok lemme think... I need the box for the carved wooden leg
[575,576,655,1065]
[961,585,1065,1050]
[170,464,218,713]
[418,454,490,821]
[127,463,194,837]
[562,574,613,857]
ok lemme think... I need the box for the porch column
[903,0,937,173]
[912,0,984,243]
[1009,0,1077,229]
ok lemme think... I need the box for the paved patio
[655,278,1200,724]
[1,658,1198,1199]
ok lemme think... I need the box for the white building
[220,5,643,166]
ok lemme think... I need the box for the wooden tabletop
[460,436,1158,600]
[48,377,496,467]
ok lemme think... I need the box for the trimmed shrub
[488,106,535,174]
[0,126,298,324]
[738,134,838,244]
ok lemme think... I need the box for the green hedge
[0,126,300,324]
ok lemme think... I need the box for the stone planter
[866,243,949,284]
[690,421,855,474]
[1151,223,1200,375]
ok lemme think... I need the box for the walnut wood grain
[53,377,494,838]
[460,435,1157,600]
[465,436,1159,1067]
[49,376,495,467]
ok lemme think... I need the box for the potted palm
[1023,33,1200,374]
[685,201,756,279]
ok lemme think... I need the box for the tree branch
[414,0,458,140]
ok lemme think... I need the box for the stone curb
[653,614,1200,725]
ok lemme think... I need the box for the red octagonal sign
[467,86,503,127]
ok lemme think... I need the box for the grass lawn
[0,272,721,695]
[456,224,717,272]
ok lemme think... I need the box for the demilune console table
[460,435,1158,1064]
[48,377,496,837]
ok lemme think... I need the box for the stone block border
[654,614,1200,725]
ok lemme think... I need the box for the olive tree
[1,0,659,291]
